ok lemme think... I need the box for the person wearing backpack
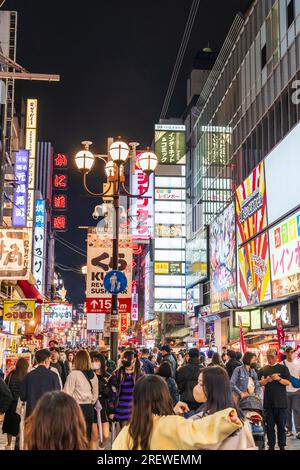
[64,350,98,446]
[282,347,300,439]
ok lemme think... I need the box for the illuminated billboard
[210,203,236,313]
[186,230,207,288]
[154,124,186,165]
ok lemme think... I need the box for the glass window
[154,250,185,262]
[280,0,287,40]
[261,44,267,68]
[154,287,186,300]
[155,238,185,250]
[281,90,290,135]
[154,276,185,287]
[287,0,295,28]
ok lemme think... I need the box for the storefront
[229,301,300,365]
[198,306,230,352]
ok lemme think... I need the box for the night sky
[3,0,252,304]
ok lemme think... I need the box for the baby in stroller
[239,395,265,449]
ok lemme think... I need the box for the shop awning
[17,280,43,304]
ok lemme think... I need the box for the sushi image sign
[3,299,35,321]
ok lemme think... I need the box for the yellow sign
[4,300,35,321]
[154,262,169,274]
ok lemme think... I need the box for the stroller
[239,395,265,449]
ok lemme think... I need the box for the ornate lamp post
[75,139,158,363]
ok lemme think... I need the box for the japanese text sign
[3,300,35,321]
[33,200,46,293]
[13,150,29,227]
[269,210,300,299]
[155,126,186,165]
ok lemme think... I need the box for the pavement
[1,427,300,450]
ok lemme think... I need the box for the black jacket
[226,359,241,379]
[20,365,61,417]
[50,360,68,386]
[176,358,204,403]
[165,377,179,406]
[140,357,154,375]
[0,377,13,413]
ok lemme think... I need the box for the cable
[54,235,86,256]
[160,0,201,119]
[55,237,86,258]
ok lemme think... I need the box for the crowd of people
[0,341,300,451]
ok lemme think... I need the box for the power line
[55,234,86,255]
[160,0,201,120]
[55,237,86,258]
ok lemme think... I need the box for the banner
[33,199,46,293]
[86,230,132,300]
[3,300,35,321]
[47,304,72,328]
[235,161,267,245]
[25,98,38,227]
[154,125,186,165]
[130,156,154,242]
[12,150,29,227]
[0,229,32,280]
[210,203,236,313]
[276,318,285,348]
[239,316,246,355]
[238,232,271,307]
[269,209,300,299]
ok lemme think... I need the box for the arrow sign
[91,300,98,309]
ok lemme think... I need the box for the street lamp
[75,138,158,363]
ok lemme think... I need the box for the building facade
[188,0,300,356]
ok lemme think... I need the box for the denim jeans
[265,408,287,449]
[287,391,300,433]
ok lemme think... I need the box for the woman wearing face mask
[89,352,112,450]
[108,350,144,429]
[230,352,262,400]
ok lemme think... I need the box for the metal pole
[110,180,119,365]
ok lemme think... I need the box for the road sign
[103,270,127,294]
[86,297,131,314]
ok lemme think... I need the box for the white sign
[131,282,138,321]
[265,121,300,225]
[86,314,105,331]
[130,158,154,242]
[33,200,46,294]
[86,230,132,299]
[154,301,186,313]
[25,99,38,228]
[0,228,32,280]
[155,124,186,131]
[47,304,73,327]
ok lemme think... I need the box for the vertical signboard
[12,150,29,227]
[130,154,154,242]
[25,99,38,228]
[210,203,236,313]
[235,161,267,245]
[238,232,271,307]
[52,154,69,231]
[33,199,46,294]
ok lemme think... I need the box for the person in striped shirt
[108,350,144,428]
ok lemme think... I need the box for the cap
[285,346,296,354]
[99,346,110,353]
[266,349,277,357]
[161,344,171,353]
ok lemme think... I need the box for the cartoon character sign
[210,203,237,312]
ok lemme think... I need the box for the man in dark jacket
[225,350,241,378]
[0,377,12,416]
[50,347,68,385]
[176,348,204,411]
[20,348,61,417]
[140,348,154,374]
[160,345,177,377]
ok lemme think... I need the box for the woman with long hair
[188,366,256,449]
[2,358,29,449]
[207,352,225,368]
[157,361,179,405]
[108,349,143,429]
[112,375,242,450]
[89,351,112,450]
[64,350,98,445]
[24,391,88,450]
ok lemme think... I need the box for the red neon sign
[52,215,67,231]
[53,174,68,189]
[53,154,68,169]
[53,194,67,210]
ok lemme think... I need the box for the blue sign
[12,150,29,226]
[104,270,127,294]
